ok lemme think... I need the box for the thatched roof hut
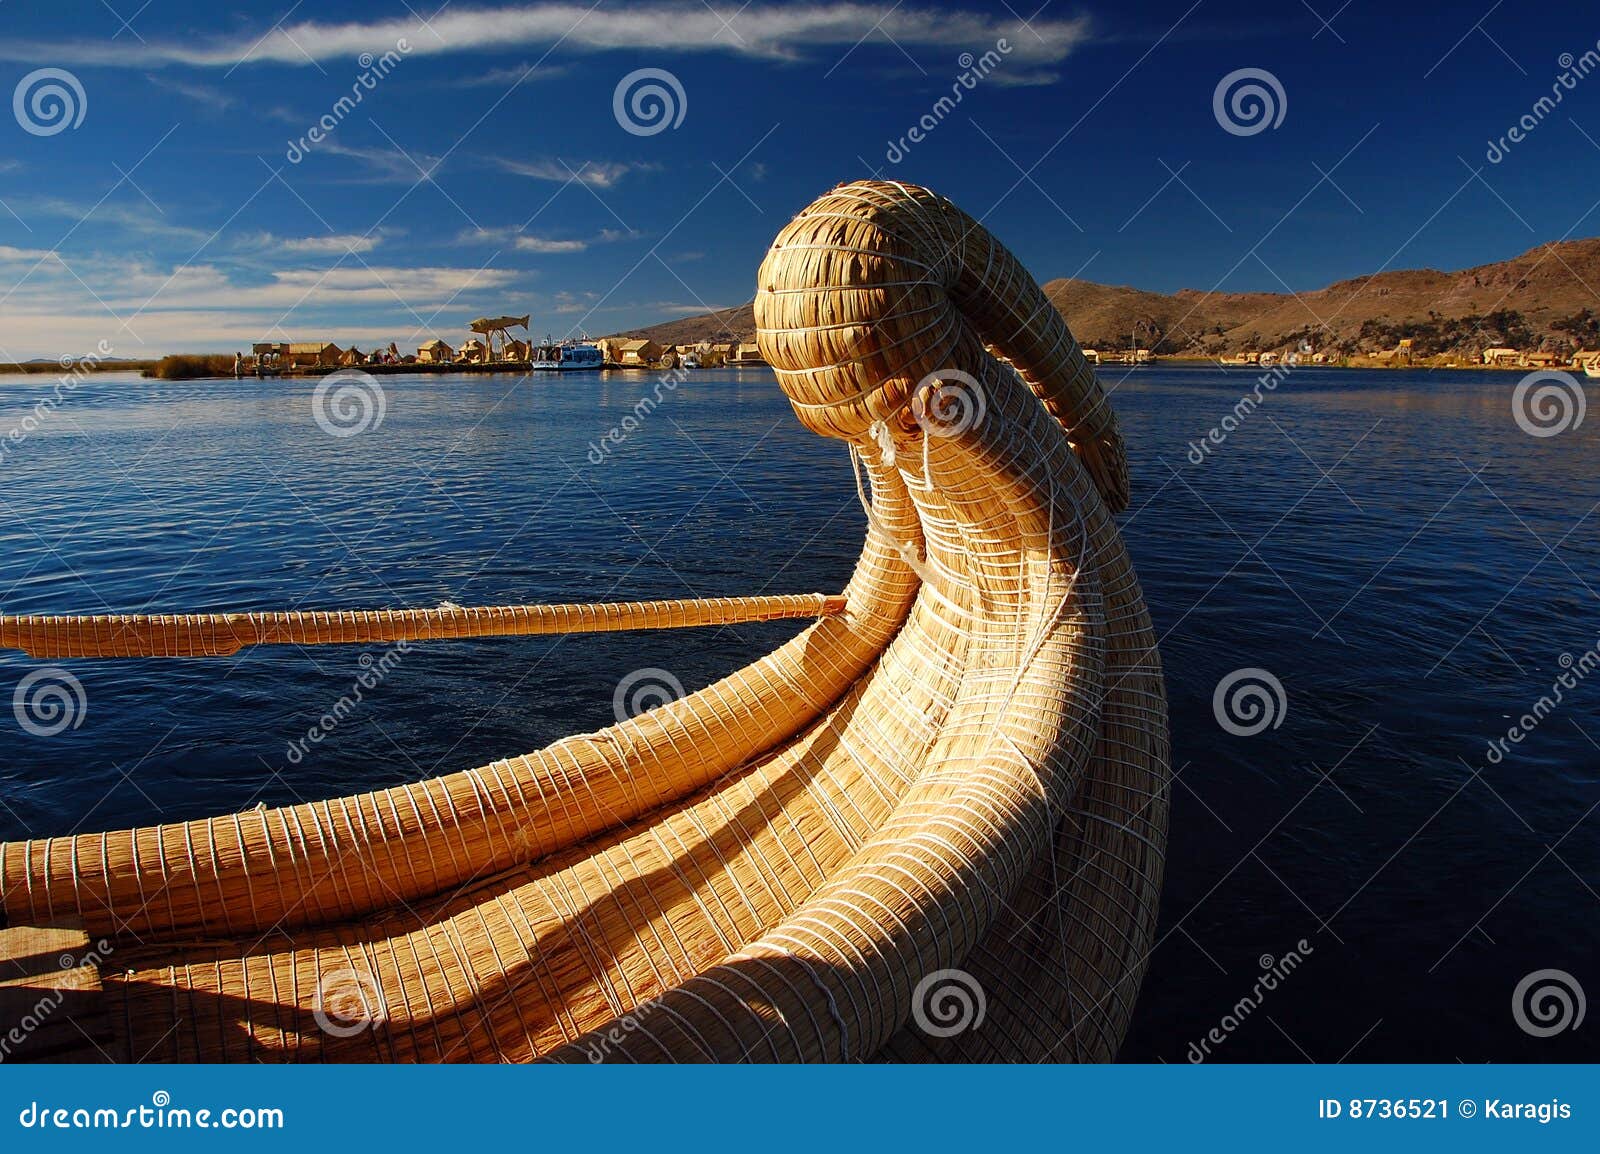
[614,338,665,367]
[286,342,340,367]
[417,338,454,364]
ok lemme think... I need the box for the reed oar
[0,593,848,659]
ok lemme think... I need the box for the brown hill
[616,238,1600,358]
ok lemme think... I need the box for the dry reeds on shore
[145,354,239,380]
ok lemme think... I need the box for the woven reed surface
[0,594,846,659]
[0,179,1167,1063]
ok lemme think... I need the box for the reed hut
[286,342,340,369]
[417,338,454,364]
[614,338,665,368]
[336,346,364,367]
[458,338,488,364]
[729,341,767,366]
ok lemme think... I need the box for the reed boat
[0,181,1168,1063]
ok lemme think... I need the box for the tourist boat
[0,181,1168,1063]
[529,340,603,371]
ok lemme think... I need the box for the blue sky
[1,0,1599,357]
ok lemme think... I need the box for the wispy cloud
[449,62,570,87]
[492,157,652,188]
[145,73,236,110]
[0,259,525,356]
[0,244,59,263]
[0,4,1092,81]
[303,140,442,184]
[275,233,387,255]
[456,224,638,253]
[516,236,587,253]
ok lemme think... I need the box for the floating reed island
[0,181,1168,1063]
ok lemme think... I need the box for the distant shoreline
[0,360,158,375]
[0,355,1580,382]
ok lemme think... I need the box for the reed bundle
[0,180,1167,1063]
[0,594,846,658]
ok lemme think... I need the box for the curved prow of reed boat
[0,180,1167,1063]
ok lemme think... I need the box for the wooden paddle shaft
[0,593,848,659]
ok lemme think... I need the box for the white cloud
[493,157,650,188]
[515,236,588,253]
[449,62,570,87]
[277,234,384,255]
[457,224,638,252]
[0,245,60,263]
[0,4,1091,80]
[0,259,525,357]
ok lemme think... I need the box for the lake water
[0,364,1595,1063]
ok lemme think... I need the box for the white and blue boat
[529,340,604,371]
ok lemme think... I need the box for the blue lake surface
[0,364,1595,1062]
